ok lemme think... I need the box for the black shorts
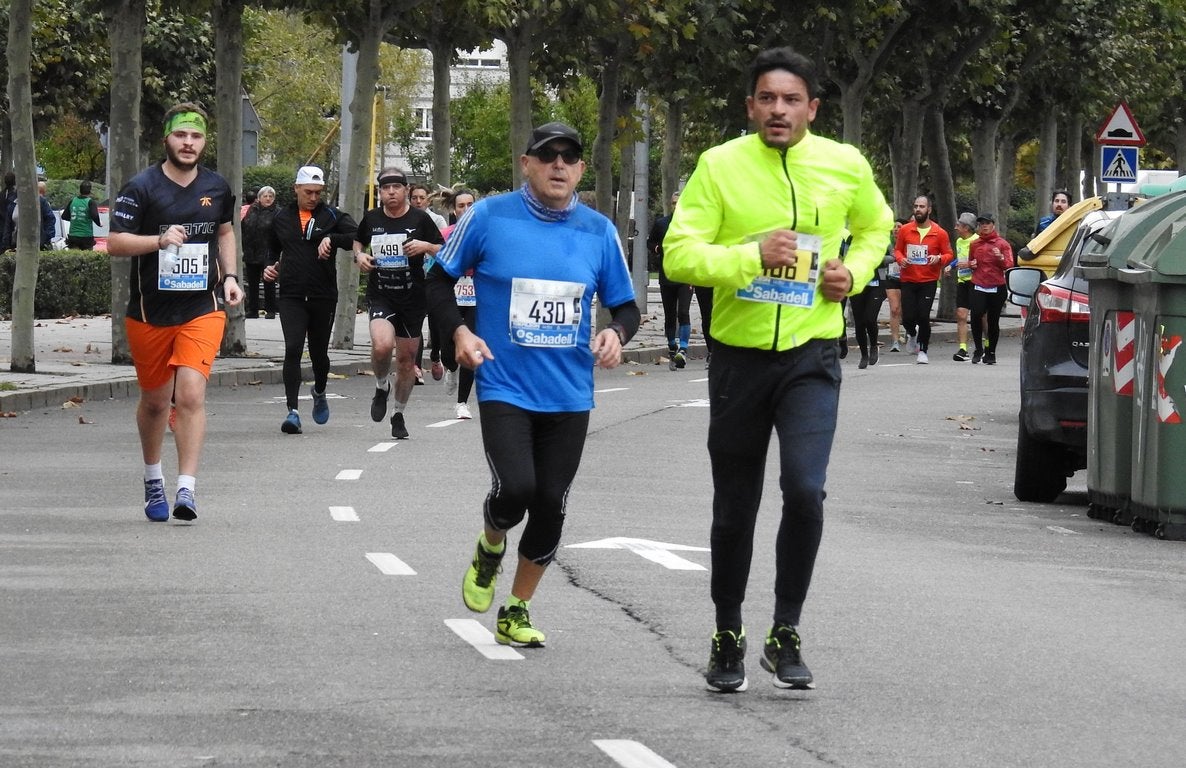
[367,294,427,338]
[881,276,901,290]
[955,281,972,310]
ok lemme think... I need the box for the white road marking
[444,619,524,660]
[365,552,416,575]
[689,377,708,383]
[329,506,359,522]
[667,398,710,408]
[427,419,464,428]
[335,469,363,480]
[595,387,629,393]
[593,739,679,768]
[368,442,398,452]
[566,537,708,571]
[1046,525,1079,535]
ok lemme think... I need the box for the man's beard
[166,144,199,171]
[914,212,927,225]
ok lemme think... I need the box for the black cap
[526,122,583,154]
[976,212,995,223]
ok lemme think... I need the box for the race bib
[158,243,208,291]
[509,278,584,347]
[887,261,901,279]
[736,233,821,308]
[371,233,408,270]
[958,262,973,280]
[906,243,929,265]
[454,275,476,307]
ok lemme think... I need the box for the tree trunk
[500,19,536,189]
[430,40,452,186]
[970,117,1001,220]
[995,132,1017,240]
[615,119,634,247]
[1066,115,1086,200]
[332,2,393,350]
[924,104,956,322]
[106,0,146,366]
[214,0,246,356]
[889,97,925,215]
[1178,121,1186,176]
[661,98,684,212]
[7,0,37,373]
[1034,108,1058,212]
[593,52,622,217]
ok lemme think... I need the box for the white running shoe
[917,350,929,365]
[455,402,473,420]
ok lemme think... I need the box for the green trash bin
[1075,192,1180,525]
[1124,221,1186,540]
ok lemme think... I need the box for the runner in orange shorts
[107,102,243,523]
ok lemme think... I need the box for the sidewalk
[0,281,1019,413]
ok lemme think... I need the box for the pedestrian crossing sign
[1101,145,1138,184]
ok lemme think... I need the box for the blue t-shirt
[435,191,634,412]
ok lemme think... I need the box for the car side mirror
[1006,266,1043,307]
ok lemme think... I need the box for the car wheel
[1014,413,1069,503]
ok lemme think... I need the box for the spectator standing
[1,172,16,251]
[37,181,57,250]
[1033,189,1070,236]
[426,121,639,648]
[263,166,358,435]
[663,47,893,693]
[410,182,448,382]
[967,212,1014,365]
[241,185,278,318]
[894,194,954,364]
[61,180,102,250]
[105,102,244,522]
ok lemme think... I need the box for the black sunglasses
[531,146,582,165]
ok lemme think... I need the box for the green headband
[164,111,207,137]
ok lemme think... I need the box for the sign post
[1095,102,1146,191]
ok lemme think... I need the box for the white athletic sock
[144,463,164,482]
[376,375,390,390]
[177,474,196,492]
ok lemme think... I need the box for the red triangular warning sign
[1095,102,1146,146]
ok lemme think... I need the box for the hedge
[0,249,369,318]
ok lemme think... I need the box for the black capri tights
[479,401,590,565]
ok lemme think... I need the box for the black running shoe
[371,386,389,422]
[705,629,748,693]
[390,411,409,439]
[983,351,997,365]
[760,624,814,689]
[971,349,983,364]
[953,348,970,362]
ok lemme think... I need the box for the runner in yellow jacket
[663,46,892,695]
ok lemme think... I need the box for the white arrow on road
[565,537,708,570]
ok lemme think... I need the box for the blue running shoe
[311,386,329,424]
[281,410,302,434]
[144,478,169,522]
[172,487,197,522]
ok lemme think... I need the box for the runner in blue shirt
[426,122,640,647]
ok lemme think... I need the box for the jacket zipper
[773,150,799,350]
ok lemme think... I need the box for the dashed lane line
[427,418,466,428]
[365,552,416,575]
[593,739,679,768]
[329,506,359,522]
[336,469,363,480]
[368,442,399,452]
[444,619,524,660]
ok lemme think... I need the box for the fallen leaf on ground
[78,415,94,425]
[0,411,17,418]
[248,379,263,386]
[62,401,80,409]
[53,347,73,353]
[627,370,648,376]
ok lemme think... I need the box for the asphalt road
[3,345,1185,768]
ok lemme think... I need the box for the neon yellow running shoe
[461,537,503,612]
[495,604,546,647]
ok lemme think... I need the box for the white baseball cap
[295,165,325,187]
